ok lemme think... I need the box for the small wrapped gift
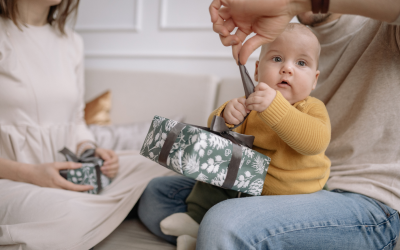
[59,147,111,194]
[140,115,271,196]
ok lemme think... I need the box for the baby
[161,23,331,250]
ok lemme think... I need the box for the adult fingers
[101,166,118,178]
[103,150,118,166]
[219,19,241,46]
[220,34,240,46]
[54,162,82,170]
[239,34,272,65]
[209,0,222,23]
[102,163,119,172]
[232,43,242,64]
[223,18,236,33]
[55,175,94,192]
[210,1,230,36]
[232,29,251,64]
[96,148,111,162]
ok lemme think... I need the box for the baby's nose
[281,68,293,74]
[280,65,293,75]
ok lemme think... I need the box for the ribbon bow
[209,116,255,148]
[59,147,103,166]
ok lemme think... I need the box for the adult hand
[246,82,277,112]
[28,162,94,191]
[222,97,250,125]
[95,148,119,179]
[209,0,310,64]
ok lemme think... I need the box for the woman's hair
[0,0,80,34]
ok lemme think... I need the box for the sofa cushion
[85,69,219,126]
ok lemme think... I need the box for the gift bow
[59,147,103,166]
[209,116,255,148]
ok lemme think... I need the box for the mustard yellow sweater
[208,91,331,195]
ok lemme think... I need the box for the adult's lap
[0,152,174,250]
[197,190,400,250]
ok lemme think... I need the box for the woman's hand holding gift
[222,97,250,125]
[95,148,119,179]
[28,162,94,191]
[246,82,276,112]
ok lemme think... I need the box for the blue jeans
[138,176,400,249]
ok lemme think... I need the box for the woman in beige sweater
[139,0,400,249]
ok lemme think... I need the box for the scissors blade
[238,60,255,98]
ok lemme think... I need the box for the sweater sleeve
[74,33,96,145]
[258,91,331,156]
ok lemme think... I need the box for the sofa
[84,69,400,250]
[83,69,245,249]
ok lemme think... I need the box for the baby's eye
[297,60,306,66]
[272,57,282,62]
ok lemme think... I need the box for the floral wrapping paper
[140,116,271,196]
[66,163,111,194]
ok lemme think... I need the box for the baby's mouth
[278,80,291,87]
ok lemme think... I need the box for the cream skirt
[0,151,174,250]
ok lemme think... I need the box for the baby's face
[255,29,320,104]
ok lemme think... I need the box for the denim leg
[138,175,196,244]
[197,190,400,250]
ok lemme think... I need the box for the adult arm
[0,157,94,191]
[210,0,400,64]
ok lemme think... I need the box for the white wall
[76,0,298,79]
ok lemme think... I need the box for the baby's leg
[177,235,197,250]
[160,181,239,238]
[186,181,239,224]
[160,213,199,238]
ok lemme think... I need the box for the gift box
[59,147,111,194]
[140,115,271,196]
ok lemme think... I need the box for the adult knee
[197,199,244,245]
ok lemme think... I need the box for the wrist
[16,162,33,183]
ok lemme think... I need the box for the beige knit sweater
[310,15,400,211]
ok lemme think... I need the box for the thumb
[239,34,273,65]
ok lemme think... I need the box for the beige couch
[84,69,245,249]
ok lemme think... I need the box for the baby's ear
[312,70,320,90]
[254,61,259,82]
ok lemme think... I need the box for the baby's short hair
[260,23,321,68]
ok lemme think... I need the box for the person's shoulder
[64,27,84,49]
[0,17,9,38]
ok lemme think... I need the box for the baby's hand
[222,97,250,125]
[246,82,277,112]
